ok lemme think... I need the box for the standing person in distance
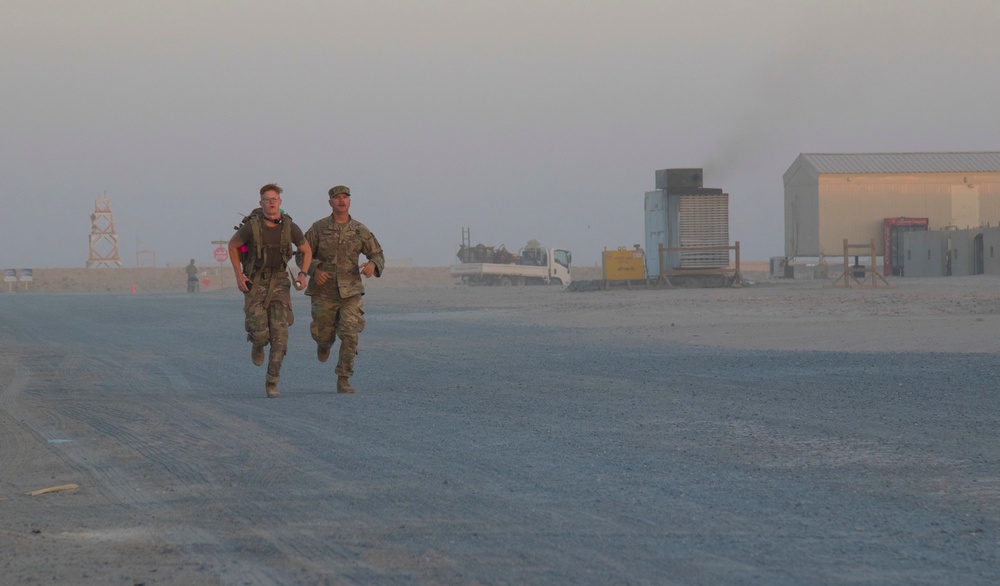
[228,183,313,398]
[186,259,199,292]
[301,185,384,394]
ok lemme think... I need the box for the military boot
[265,381,280,398]
[317,346,330,363]
[337,376,356,394]
[251,344,265,366]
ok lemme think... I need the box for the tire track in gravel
[152,360,298,494]
[0,343,95,476]
[0,295,299,503]
[5,341,292,583]
[0,351,35,476]
[15,349,168,507]
[45,346,317,519]
[0,296,335,582]
[116,360,370,581]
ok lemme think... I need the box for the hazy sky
[4,0,999,268]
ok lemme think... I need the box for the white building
[784,152,1000,259]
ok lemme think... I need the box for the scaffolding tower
[87,197,123,268]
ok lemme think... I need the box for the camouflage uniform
[303,216,384,378]
[234,214,306,390]
[243,270,294,387]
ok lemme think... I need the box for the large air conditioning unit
[644,168,730,278]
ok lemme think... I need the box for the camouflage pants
[244,274,294,384]
[310,294,365,377]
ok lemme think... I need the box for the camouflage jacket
[302,215,384,298]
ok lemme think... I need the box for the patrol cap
[328,185,351,197]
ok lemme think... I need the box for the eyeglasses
[261,197,281,204]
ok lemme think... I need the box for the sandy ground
[1,266,462,294]
[2,270,1000,584]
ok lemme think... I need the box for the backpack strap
[279,213,293,264]
[250,213,264,273]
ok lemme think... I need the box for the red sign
[213,246,228,262]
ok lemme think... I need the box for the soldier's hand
[314,268,331,285]
[237,275,252,293]
[360,261,375,278]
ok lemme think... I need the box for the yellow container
[602,247,646,280]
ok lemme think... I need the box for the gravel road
[2,288,999,584]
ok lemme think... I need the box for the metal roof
[799,152,1000,174]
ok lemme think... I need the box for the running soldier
[300,185,384,393]
[228,183,312,398]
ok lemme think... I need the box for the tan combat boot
[265,381,280,398]
[251,345,265,366]
[317,346,330,363]
[337,376,355,394]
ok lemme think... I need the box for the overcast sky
[3,0,999,269]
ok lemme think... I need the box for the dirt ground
[2,269,1000,584]
[2,265,463,294]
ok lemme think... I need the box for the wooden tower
[87,197,123,268]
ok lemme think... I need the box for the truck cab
[517,247,572,285]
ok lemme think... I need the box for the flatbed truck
[451,247,572,286]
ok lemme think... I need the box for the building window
[907,250,911,260]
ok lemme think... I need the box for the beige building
[783,152,1000,258]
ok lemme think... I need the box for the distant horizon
[12,259,795,271]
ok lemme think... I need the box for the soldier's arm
[228,233,252,291]
[362,232,385,278]
[295,227,315,275]
[305,226,322,275]
[296,241,313,279]
[302,225,334,284]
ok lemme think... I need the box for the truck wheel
[499,276,513,287]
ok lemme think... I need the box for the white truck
[451,246,572,286]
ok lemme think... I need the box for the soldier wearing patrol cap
[299,185,385,393]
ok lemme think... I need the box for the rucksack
[234,208,294,277]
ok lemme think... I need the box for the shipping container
[882,217,929,276]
